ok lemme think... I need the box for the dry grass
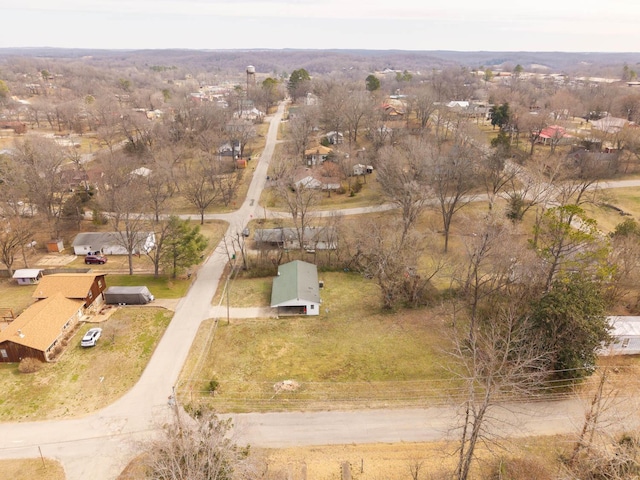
[0,307,172,421]
[180,271,460,412]
[0,459,65,480]
[587,186,640,233]
[261,174,388,212]
[212,274,272,307]
[119,434,571,480]
[261,436,569,480]
[0,278,40,317]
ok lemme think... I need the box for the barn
[270,260,320,316]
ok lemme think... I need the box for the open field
[0,307,172,421]
[587,186,640,233]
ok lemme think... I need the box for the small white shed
[12,269,44,285]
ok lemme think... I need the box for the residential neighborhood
[4,44,640,480]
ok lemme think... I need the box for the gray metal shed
[104,286,155,305]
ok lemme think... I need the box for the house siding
[0,307,81,363]
[0,341,46,363]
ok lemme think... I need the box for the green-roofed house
[270,260,320,316]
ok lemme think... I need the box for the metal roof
[270,260,320,307]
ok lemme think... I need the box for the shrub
[490,456,552,480]
[92,208,108,225]
[207,378,220,395]
[18,357,44,374]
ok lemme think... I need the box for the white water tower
[246,65,256,90]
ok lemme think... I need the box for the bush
[92,208,108,225]
[207,379,220,395]
[490,456,552,480]
[18,357,44,374]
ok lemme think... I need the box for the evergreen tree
[161,216,208,278]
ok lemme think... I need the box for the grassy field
[0,307,172,421]
[587,186,640,234]
[212,274,272,306]
[180,271,461,412]
[0,459,65,480]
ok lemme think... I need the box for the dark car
[85,254,107,265]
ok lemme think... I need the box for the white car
[81,327,102,347]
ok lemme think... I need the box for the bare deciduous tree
[377,139,432,242]
[273,156,321,250]
[99,153,152,274]
[142,407,263,480]
[13,136,71,238]
[286,104,319,160]
[452,307,550,480]
[0,216,34,276]
[181,158,223,225]
[428,143,478,253]
[352,216,442,309]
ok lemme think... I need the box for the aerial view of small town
[3,2,640,479]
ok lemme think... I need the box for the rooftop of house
[271,260,320,307]
[12,269,43,279]
[0,293,84,351]
[33,273,104,300]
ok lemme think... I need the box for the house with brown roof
[0,293,84,363]
[33,273,107,311]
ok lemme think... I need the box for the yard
[180,271,461,412]
[0,307,172,421]
[261,173,387,212]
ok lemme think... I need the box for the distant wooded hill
[1,47,640,77]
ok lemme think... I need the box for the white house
[270,260,320,316]
[325,131,344,145]
[72,232,156,255]
[352,164,374,176]
[304,145,332,166]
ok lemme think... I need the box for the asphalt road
[2,103,640,479]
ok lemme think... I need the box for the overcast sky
[2,0,640,52]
